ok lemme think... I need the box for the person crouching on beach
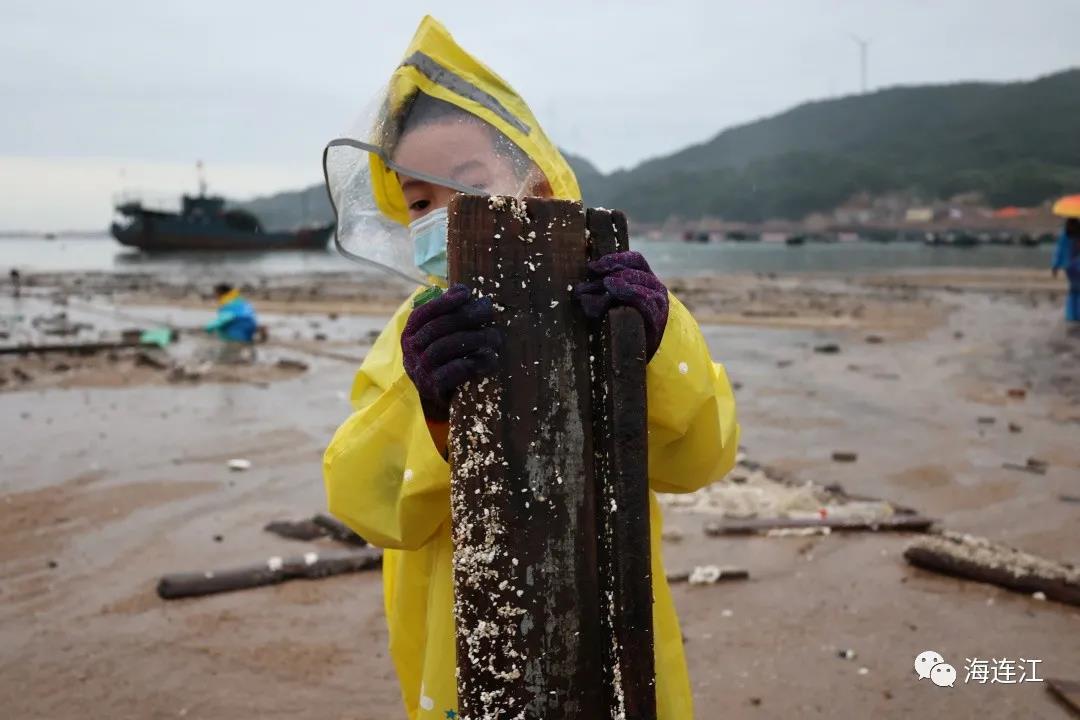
[204,283,258,362]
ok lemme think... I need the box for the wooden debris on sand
[157,547,381,600]
[904,531,1080,607]
[1001,458,1048,475]
[0,339,163,356]
[666,566,749,584]
[1046,678,1080,715]
[705,514,935,536]
[264,513,367,546]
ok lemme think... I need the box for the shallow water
[1,234,1056,277]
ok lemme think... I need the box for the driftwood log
[264,518,324,542]
[0,339,161,355]
[156,547,382,600]
[264,513,367,546]
[705,514,935,536]
[1047,678,1080,715]
[312,513,368,545]
[666,567,749,584]
[903,532,1080,607]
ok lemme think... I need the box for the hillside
[587,68,1080,222]
[243,69,1080,228]
[233,184,333,232]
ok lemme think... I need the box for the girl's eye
[410,199,430,212]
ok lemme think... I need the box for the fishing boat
[111,162,331,252]
[111,193,332,252]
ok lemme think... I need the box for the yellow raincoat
[323,16,739,720]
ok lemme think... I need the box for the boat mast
[196,160,207,198]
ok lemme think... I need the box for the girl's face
[392,120,550,222]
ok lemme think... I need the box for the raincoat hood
[373,15,580,225]
[323,15,581,282]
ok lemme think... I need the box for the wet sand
[2,267,1078,719]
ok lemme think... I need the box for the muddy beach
[2,267,1078,719]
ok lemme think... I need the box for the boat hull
[111,215,333,252]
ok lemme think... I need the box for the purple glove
[402,284,502,421]
[574,251,669,360]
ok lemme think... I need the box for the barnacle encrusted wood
[447,194,603,718]
[904,531,1080,607]
[586,207,655,720]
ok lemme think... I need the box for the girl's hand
[573,251,669,360]
[402,284,502,420]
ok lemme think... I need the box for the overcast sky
[2,0,1077,230]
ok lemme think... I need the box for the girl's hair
[381,91,535,180]
[1066,218,1080,238]
[213,283,234,297]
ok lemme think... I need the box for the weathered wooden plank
[1046,678,1080,715]
[705,514,935,536]
[264,518,324,542]
[447,195,603,718]
[0,339,155,355]
[312,513,368,546]
[156,548,382,600]
[666,567,750,584]
[263,513,368,546]
[586,207,656,719]
[904,532,1080,607]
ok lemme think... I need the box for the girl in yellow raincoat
[322,16,739,719]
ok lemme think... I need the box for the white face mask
[409,207,449,279]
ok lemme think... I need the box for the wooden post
[586,209,656,719]
[447,195,603,718]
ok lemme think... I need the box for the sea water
[0,234,1056,277]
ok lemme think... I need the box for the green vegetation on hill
[578,69,1080,221]
[234,184,333,232]
[244,69,1080,227]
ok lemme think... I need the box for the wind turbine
[848,34,870,94]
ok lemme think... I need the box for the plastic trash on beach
[688,565,722,585]
[139,328,175,348]
[227,458,252,472]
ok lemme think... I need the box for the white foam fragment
[689,565,722,585]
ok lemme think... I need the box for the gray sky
[2,0,1077,230]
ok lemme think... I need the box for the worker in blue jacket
[1052,218,1080,323]
[205,283,258,342]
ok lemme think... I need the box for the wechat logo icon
[914,650,956,688]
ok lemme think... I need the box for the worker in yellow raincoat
[322,16,739,719]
